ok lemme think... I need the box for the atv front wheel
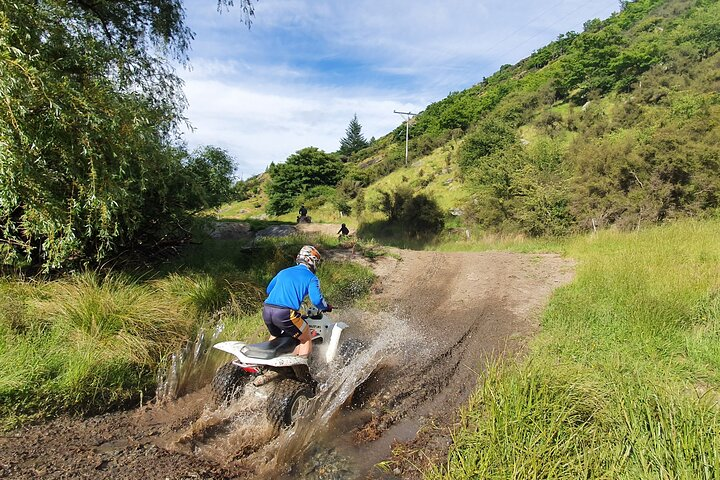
[267,378,314,427]
[211,362,249,407]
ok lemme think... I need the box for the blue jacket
[265,264,329,311]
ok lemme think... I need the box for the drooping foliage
[266,147,345,215]
[0,0,253,270]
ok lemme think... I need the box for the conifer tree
[339,114,369,156]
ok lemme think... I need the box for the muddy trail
[0,249,574,479]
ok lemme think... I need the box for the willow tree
[0,0,254,270]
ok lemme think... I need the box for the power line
[485,0,617,68]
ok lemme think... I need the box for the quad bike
[296,215,312,224]
[211,307,348,428]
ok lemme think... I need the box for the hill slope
[232,0,720,237]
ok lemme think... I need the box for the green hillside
[231,0,720,239]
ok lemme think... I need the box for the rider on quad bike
[296,205,310,223]
[211,246,346,428]
[262,245,333,357]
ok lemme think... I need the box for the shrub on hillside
[403,194,446,236]
[458,119,517,173]
[374,186,445,237]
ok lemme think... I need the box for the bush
[458,119,517,173]
[403,194,446,236]
[266,147,345,215]
[374,187,445,237]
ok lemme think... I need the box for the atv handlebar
[302,305,335,320]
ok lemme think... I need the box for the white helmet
[296,245,321,272]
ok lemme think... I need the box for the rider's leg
[294,329,312,357]
[262,305,282,341]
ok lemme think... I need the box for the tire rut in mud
[348,250,575,476]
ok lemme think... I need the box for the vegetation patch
[0,235,375,430]
[428,219,720,478]
[0,272,196,428]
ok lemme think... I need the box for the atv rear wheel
[267,378,314,428]
[211,362,250,407]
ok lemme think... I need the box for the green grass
[0,272,196,428]
[364,142,469,212]
[217,196,357,226]
[434,228,570,254]
[428,219,720,479]
[0,232,376,430]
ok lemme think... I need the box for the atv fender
[213,341,309,367]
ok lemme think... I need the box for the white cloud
[179,0,620,176]
[181,65,421,176]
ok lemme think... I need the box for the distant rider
[299,205,308,217]
[262,245,333,357]
[337,223,350,238]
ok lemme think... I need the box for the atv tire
[211,362,249,407]
[267,378,314,428]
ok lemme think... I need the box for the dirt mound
[0,249,573,479]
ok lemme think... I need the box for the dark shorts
[262,304,309,339]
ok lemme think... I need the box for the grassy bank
[429,219,720,478]
[0,234,375,430]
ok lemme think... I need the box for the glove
[324,303,333,312]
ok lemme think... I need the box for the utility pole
[394,110,416,167]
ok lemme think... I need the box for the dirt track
[0,248,574,479]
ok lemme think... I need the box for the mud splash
[150,308,422,478]
[267,311,418,478]
[156,322,225,402]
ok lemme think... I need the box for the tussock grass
[0,272,196,428]
[429,219,720,478]
[0,234,375,429]
[436,360,720,479]
[36,273,194,363]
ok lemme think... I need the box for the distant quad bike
[211,307,348,428]
[296,215,312,224]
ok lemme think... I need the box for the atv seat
[241,336,299,360]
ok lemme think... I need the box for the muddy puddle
[148,308,424,479]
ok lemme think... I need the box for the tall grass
[0,272,196,428]
[429,219,720,478]
[0,234,376,429]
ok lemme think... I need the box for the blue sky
[178,0,621,177]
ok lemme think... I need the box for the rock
[254,225,297,238]
[207,222,252,240]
